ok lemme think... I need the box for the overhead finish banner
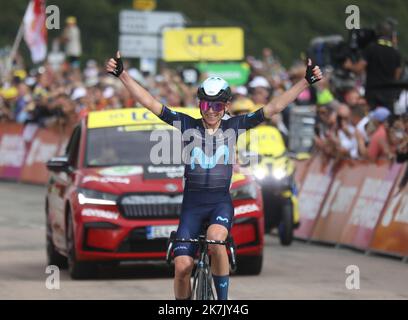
[162,27,244,62]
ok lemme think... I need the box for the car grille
[119,194,183,219]
[117,227,167,253]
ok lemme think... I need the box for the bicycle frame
[193,235,215,300]
[166,232,237,300]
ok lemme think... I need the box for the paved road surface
[0,181,407,300]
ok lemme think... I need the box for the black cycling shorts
[173,192,234,258]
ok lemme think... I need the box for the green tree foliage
[158,0,408,66]
[0,0,406,68]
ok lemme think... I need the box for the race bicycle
[166,229,237,300]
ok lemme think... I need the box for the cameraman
[344,20,402,113]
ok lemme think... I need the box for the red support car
[46,108,264,279]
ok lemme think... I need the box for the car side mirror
[46,156,71,173]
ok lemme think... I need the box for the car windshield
[86,126,178,167]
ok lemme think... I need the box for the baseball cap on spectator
[25,76,36,87]
[71,87,87,101]
[369,107,391,123]
[317,89,334,105]
[13,69,27,80]
[155,75,164,83]
[0,87,18,100]
[248,76,270,89]
[103,87,114,99]
[231,98,256,114]
[235,86,248,96]
[37,66,46,75]
[66,16,77,24]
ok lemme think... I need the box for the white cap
[248,76,270,89]
[155,75,164,83]
[71,87,87,100]
[103,87,115,99]
[24,76,36,87]
[235,86,248,96]
[128,68,146,86]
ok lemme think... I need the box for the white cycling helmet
[197,77,232,102]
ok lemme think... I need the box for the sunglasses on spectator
[199,100,226,112]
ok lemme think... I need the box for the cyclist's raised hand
[305,58,323,85]
[106,51,124,77]
[105,51,162,115]
[263,58,323,118]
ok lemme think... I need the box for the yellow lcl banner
[162,27,244,62]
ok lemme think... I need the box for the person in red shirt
[367,107,392,160]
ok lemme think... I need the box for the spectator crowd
[0,17,407,165]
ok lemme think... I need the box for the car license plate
[146,225,178,240]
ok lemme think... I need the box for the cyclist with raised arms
[106,52,322,300]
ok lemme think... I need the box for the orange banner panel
[20,128,61,184]
[370,164,408,257]
[311,160,369,244]
[339,161,403,250]
[294,155,334,240]
[0,123,26,180]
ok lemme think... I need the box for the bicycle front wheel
[193,268,211,300]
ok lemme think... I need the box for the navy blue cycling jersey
[158,105,265,258]
[158,105,265,196]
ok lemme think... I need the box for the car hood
[77,165,254,195]
[77,165,185,194]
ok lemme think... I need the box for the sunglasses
[199,100,226,112]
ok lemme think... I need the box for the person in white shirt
[60,16,82,68]
[350,105,370,144]
[333,104,359,159]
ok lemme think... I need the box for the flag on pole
[24,0,47,63]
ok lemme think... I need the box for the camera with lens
[308,18,398,97]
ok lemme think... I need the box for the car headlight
[253,167,267,180]
[230,183,257,200]
[77,188,118,206]
[272,168,287,180]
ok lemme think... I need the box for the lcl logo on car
[131,111,155,121]
[165,183,178,192]
[108,113,125,121]
[187,34,223,46]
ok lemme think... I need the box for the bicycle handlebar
[172,238,228,245]
[166,231,237,271]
